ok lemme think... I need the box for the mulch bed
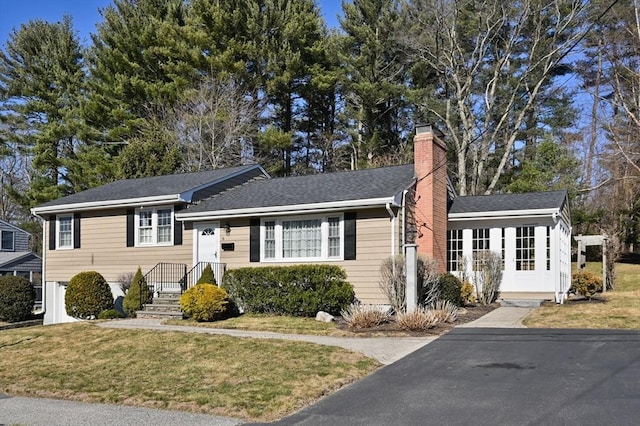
[335,303,500,337]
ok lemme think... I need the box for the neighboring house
[0,220,43,308]
[31,127,572,325]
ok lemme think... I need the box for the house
[31,127,572,324]
[0,220,43,308]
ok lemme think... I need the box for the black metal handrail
[143,262,188,296]
[183,261,227,291]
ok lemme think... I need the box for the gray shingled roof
[35,165,260,208]
[187,164,416,213]
[449,190,568,214]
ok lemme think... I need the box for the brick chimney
[413,124,448,273]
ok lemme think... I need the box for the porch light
[224,222,231,235]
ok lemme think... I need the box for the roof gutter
[31,194,184,215]
[177,196,399,221]
[448,208,560,222]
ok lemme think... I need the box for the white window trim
[1,230,15,251]
[56,214,74,250]
[135,206,174,247]
[260,213,344,262]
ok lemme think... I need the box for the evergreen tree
[0,16,96,208]
[340,0,411,169]
[196,264,216,285]
[84,0,199,143]
[123,267,152,316]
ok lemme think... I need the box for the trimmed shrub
[0,276,35,322]
[460,281,476,305]
[98,309,125,319]
[180,283,229,321]
[196,264,216,285]
[571,270,603,299]
[341,303,391,329]
[438,274,463,306]
[123,267,152,316]
[395,306,439,331]
[222,265,355,316]
[65,271,114,319]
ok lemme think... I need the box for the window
[57,215,73,249]
[516,226,535,271]
[264,221,276,259]
[501,228,505,270]
[157,209,172,243]
[136,207,173,246]
[546,226,551,271]
[1,230,14,251]
[447,229,463,272]
[472,228,490,271]
[261,215,342,261]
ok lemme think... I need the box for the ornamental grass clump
[429,300,459,323]
[395,306,439,331]
[180,283,229,322]
[340,303,391,329]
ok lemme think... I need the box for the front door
[195,222,220,265]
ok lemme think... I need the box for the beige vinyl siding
[218,208,397,304]
[45,209,192,282]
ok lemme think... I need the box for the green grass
[524,262,640,329]
[166,313,354,336]
[0,322,379,421]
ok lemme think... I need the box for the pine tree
[339,0,411,169]
[84,0,199,143]
[0,16,99,208]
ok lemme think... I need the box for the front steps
[136,292,183,319]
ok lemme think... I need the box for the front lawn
[0,323,378,421]
[523,262,640,329]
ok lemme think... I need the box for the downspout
[386,202,396,258]
[32,212,46,316]
[400,190,408,246]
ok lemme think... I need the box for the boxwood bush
[438,273,463,306]
[65,271,114,319]
[0,276,35,322]
[222,265,355,316]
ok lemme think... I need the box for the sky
[0,0,343,47]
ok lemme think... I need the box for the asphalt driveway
[260,328,640,426]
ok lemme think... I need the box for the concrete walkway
[457,306,534,328]
[98,318,438,365]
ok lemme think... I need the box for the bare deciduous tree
[379,254,440,313]
[173,77,261,170]
[401,0,589,195]
[473,251,503,305]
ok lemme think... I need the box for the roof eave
[177,197,398,221]
[447,207,560,221]
[31,194,184,216]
